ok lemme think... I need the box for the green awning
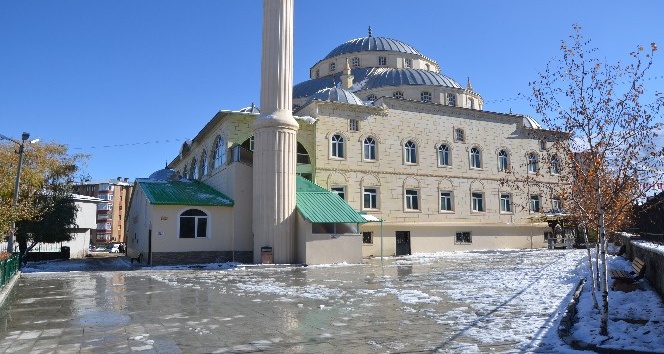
[138,179,234,206]
[296,176,366,224]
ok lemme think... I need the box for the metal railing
[0,253,20,288]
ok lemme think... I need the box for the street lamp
[0,132,35,253]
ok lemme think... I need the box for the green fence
[0,253,20,288]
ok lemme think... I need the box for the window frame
[550,154,560,175]
[471,192,485,213]
[200,150,208,177]
[420,91,432,103]
[393,91,404,99]
[404,189,420,211]
[454,128,465,143]
[470,147,482,169]
[363,136,377,161]
[363,187,379,210]
[447,93,456,106]
[527,153,539,174]
[330,134,345,159]
[500,193,513,213]
[213,136,226,169]
[404,58,413,68]
[498,150,509,172]
[178,208,209,239]
[351,57,360,67]
[329,62,336,72]
[439,191,454,212]
[349,119,359,132]
[530,195,541,213]
[404,140,417,164]
[455,231,472,244]
[362,231,373,244]
[378,56,387,66]
[331,186,346,201]
[367,94,377,102]
[438,144,451,167]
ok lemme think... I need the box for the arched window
[363,137,377,161]
[351,57,360,67]
[179,209,208,238]
[421,91,432,103]
[189,158,197,179]
[498,150,509,171]
[213,136,226,168]
[200,150,208,177]
[367,94,377,102]
[470,147,482,168]
[528,153,539,173]
[404,140,417,164]
[551,155,560,175]
[331,134,344,158]
[393,91,404,99]
[438,144,450,166]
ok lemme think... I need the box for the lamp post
[0,132,31,253]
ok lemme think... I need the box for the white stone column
[253,0,299,264]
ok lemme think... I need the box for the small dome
[148,168,182,181]
[238,104,260,113]
[308,87,365,105]
[324,36,426,60]
[521,115,543,129]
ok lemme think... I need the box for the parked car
[109,244,121,253]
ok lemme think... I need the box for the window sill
[404,209,421,213]
[454,242,473,245]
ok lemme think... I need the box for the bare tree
[528,25,663,336]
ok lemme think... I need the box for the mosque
[126,4,561,265]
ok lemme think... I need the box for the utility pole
[1,132,31,253]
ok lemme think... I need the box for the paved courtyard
[0,250,587,353]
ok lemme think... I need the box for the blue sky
[1,0,662,181]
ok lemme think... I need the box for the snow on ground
[18,249,664,353]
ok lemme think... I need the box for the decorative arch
[469,179,485,192]
[402,176,421,189]
[325,131,350,141]
[357,132,383,144]
[400,136,422,147]
[326,171,349,188]
[438,178,455,191]
[360,173,381,187]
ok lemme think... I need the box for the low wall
[617,233,664,297]
[149,251,253,266]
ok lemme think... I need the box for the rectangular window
[404,58,412,68]
[440,191,453,211]
[447,93,456,106]
[405,189,419,210]
[179,218,195,238]
[500,193,512,212]
[331,186,346,200]
[362,231,373,244]
[530,195,541,213]
[454,128,464,142]
[455,231,472,244]
[363,188,378,209]
[378,56,386,66]
[552,198,562,212]
[349,119,359,132]
[472,192,484,212]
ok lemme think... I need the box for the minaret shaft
[253,0,299,264]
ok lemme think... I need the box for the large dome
[293,67,461,99]
[324,36,425,60]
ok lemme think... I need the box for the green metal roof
[138,179,234,206]
[296,176,366,224]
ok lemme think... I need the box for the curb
[0,271,21,307]
[559,277,660,354]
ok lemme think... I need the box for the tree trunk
[582,224,599,309]
[596,177,609,336]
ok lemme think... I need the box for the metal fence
[0,253,20,288]
[0,242,63,253]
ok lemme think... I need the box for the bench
[130,253,143,264]
[609,257,645,291]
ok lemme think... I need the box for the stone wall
[617,233,664,297]
[150,251,253,266]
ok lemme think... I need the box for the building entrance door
[395,231,411,256]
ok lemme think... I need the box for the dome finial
[368,26,372,37]
[466,77,473,91]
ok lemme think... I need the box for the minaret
[341,58,354,89]
[253,0,299,263]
